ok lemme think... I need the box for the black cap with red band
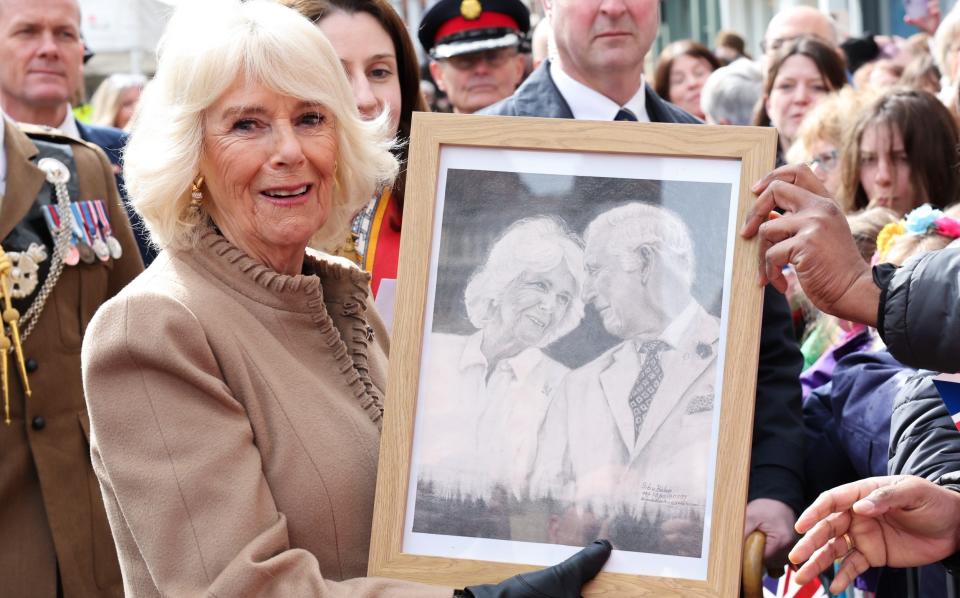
[418,0,530,60]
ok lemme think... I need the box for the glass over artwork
[403,146,742,580]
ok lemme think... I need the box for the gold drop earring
[190,175,205,214]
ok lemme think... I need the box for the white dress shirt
[55,105,82,139]
[417,331,569,500]
[549,60,650,122]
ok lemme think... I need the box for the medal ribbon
[76,202,99,247]
[92,200,113,237]
[69,203,93,248]
[46,205,82,260]
[41,205,58,235]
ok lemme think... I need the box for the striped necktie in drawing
[627,340,670,443]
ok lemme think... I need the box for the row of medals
[6,199,122,299]
[41,199,123,265]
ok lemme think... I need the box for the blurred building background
[386,0,958,57]
[77,0,956,92]
[78,0,172,93]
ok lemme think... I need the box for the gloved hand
[458,539,612,598]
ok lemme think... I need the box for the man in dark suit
[0,0,154,264]
[483,0,805,570]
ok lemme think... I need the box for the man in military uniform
[419,0,529,114]
[0,0,155,264]
[0,114,143,596]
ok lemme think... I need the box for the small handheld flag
[934,373,960,431]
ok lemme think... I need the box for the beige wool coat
[81,231,451,597]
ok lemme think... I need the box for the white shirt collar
[0,113,7,196]
[549,60,649,122]
[458,330,545,381]
[628,297,700,354]
[55,104,81,139]
[657,297,700,350]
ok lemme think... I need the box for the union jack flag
[762,567,827,598]
[934,373,960,431]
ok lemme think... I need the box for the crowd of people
[2,0,960,596]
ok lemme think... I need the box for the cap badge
[460,0,482,20]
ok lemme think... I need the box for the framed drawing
[369,112,777,596]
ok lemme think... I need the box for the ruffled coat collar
[181,229,385,428]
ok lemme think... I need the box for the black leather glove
[457,539,612,598]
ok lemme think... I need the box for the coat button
[25,358,38,373]
[31,416,45,430]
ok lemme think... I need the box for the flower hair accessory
[876,221,906,258]
[904,204,943,234]
[876,204,960,261]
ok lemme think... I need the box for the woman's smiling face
[199,77,338,272]
[494,263,577,348]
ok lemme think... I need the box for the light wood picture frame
[369,112,777,596]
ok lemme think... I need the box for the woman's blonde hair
[846,206,898,260]
[786,87,876,166]
[123,0,398,252]
[89,73,146,129]
[935,5,960,86]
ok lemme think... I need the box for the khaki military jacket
[0,119,144,597]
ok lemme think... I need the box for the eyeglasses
[808,149,839,172]
[761,36,799,54]
[761,34,830,54]
[442,47,518,71]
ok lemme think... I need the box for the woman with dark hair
[754,37,847,160]
[282,0,428,299]
[714,29,750,65]
[837,89,960,216]
[653,40,721,120]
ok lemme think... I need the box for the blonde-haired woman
[81,1,608,596]
[786,87,876,198]
[89,73,146,130]
[935,4,960,113]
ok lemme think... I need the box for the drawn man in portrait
[531,203,719,556]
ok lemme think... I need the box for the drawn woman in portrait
[415,216,586,512]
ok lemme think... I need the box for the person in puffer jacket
[873,246,960,373]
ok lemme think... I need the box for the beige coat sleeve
[81,291,450,598]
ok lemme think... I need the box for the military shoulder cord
[0,158,74,424]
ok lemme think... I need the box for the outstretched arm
[741,164,880,326]
[789,475,960,594]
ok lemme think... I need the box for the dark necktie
[614,108,638,122]
[627,340,670,443]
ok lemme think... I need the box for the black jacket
[882,245,960,581]
[482,62,806,514]
[876,245,960,373]
[887,370,960,586]
[888,371,960,488]
[878,244,960,477]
